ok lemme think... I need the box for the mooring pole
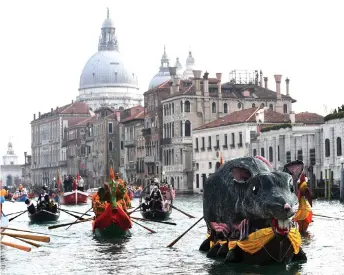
[340,157,344,202]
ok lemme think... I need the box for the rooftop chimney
[264,77,268,89]
[168,66,178,95]
[193,70,202,95]
[289,111,295,123]
[274,75,282,99]
[216,73,222,99]
[203,71,209,97]
[38,112,41,118]
[285,78,290,96]
[33,114,36,120]
[260,70,263,87]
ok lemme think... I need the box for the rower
[149,185,164,210]
[25,199,36,214]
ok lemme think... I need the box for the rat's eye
[252,185,259,195]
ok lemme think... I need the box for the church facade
[1,142,22,188]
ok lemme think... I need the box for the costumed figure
[25,199,36,214]
[77,176,84,192]
[293,173,313,233]
[149,183,164,211]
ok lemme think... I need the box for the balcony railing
[144,155,156,163]
[162,138,172,145]
[124,139,135,147]
[164,165,183,173]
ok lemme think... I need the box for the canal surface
[1,195,344,275]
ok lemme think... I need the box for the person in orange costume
[293,173,313,233]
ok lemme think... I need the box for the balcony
[124,139,135,147]
[59,160,67,167]
[162,138,172,145]
[164,165,183,173]
[142,128,151,137]
[171,137,192,144]
[125,163,136,170]
[144,155,156,163]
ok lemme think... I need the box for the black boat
[140,207,172,220]
[28,209,60,223]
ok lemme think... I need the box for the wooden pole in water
[329,169,332,200]
[340,161,344,202]
[324,169,328,199]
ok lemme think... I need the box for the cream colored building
[162,69,295,193]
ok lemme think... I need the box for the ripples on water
[1,195,344,275]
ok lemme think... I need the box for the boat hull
[58,190,89,205]
[140,208,172,220]
[94,223,130,238]
[28,210,60,223]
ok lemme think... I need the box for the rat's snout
[284,203,291,212]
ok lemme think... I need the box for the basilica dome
[79,50,138,90]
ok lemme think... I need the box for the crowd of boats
[0,155,331,268]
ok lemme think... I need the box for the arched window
[253,149,257,156]
[185,120,191,137]
[252,103,256,108]
[164,106,166,116]
[185,101,191,112]
[260,103,265,108]
[337,137,342,156]
[325,138,330,157]
[223,103,228,113]
[180,101,183,112]
[283,104,288,114]
[269,104,273,110]
[109,141,113,151]
[261,148,265,157]
[172,103,174,114]
[238,102,242,109]
[180,121,183,136]
[172,122,174,137]
[212,102,216,113]
[269,146,273,162]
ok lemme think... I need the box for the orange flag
[219,152,224,166]
[109,167,115,181]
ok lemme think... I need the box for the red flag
[219,152,224,166]
[57,172,62,192]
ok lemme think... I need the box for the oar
[58,208,87,220]
[1,232,50,243]
[49,217,94,230]
[57,208,92,216]
[167,216,204,248]
[313,213,344,221]
[0,227,66,238]
[171,205,195,218]
[9,210,28,222]
[130,216,176,226]
[131,219,156,233]
[1,241,31,252]
[66,206,93,230]
[5,210,27,217]
[128,205,141,216]
[13,237,41,248]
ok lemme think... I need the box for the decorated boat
[91,168,132,238]
[139,180,173,220]
[27,197,60,223]
[12,185,28,202]
[199,156,306,266]
[58,189,89,205]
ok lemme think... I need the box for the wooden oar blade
[1,241,31,252]
[131,220,156,233]
[2,232,50,243]
[48,217,94,230]
[8,210,28,222]
[15,237,41,248]
[171,205,195,218]
[131,216,176,225]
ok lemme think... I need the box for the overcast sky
[0,0,343,164]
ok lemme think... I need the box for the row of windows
[252,147,316,164]
[195,133,243,151]
[164,120,192,138]
[325,137,342,157]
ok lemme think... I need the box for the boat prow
[58,189,89,205]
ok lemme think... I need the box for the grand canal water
[1,195,344,275]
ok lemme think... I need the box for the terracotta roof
[121,110,144,123]
[72,116,97,127]
[295,112,324,124]
[59,102,90,114]
[194,107,291,130]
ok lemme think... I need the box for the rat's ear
[283,160,304,185]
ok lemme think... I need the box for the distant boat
[28,209,60,223]
[58,189,89,205]
[12,190,28,202]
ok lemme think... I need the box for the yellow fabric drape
[220,227,302,255]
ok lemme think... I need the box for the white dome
[79,51,138,90]
[148,71,170,90]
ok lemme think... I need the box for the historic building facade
[76,9,142,111]
[1,142,22,188]
[160,69,295,192]
[30,101,91,187]
[120,106,144,184]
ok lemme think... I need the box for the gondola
[28,209,60,223]
[140,206,172,220]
